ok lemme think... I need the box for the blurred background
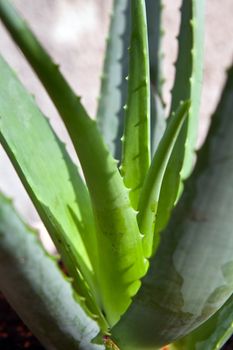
[0,0,233,250]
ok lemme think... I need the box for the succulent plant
[0,0,232,349]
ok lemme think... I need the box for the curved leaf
[0,193,102,350]
[172,294,233,350]
[96,0,130,160]
[112,65,233,349]
[0,56,103,324]
[0,0,147,326]
[121,0,151,209]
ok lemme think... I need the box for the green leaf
[0,0,147,326]
[111,64,233,349]
[146,0,164,96]
[150,92,166,156]
[153,0,205,246]
[145,0,166,155]
[0,193,102,350]
[121,0,151,209]
[138,101,190,258]
[96,0,166,162]
[0,56,106,326]
[171,294,233,350]
[170,0,205,179]
[96,0,130,160]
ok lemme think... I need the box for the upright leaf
[146,0,166,155]
[96,0,130,160]
[0,193,102,350]
[146,0,163,97]
[172,294,233,350]
[185,0,205,179]
[121,0,151,209]
[170,0,204,180]
[138,101,190,257]
[0,0,147,326]
[112,65,233,349]
[153,0,205,248]
[97,0,166,161]
[150,86,166,157]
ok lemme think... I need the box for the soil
[225,339,233,350]
[0,291,232,349]
[0,293,44,350]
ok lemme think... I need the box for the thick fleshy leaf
[146,0,163,96]
[150,92,166,156]
[0,193,102,350]
[170,0,204,173]
[153,0,205,248]
[171,0,204,179]
[112,65,233,349]
[0,56,104,324]
[146,0,166,155]
[96,0,166,161]
[0,0,147,326]
[138,101,190,257]
[121,0,151,209]
[96,0,130,160]
[172,294,233,350]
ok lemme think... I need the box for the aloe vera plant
[0,0,232,349]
